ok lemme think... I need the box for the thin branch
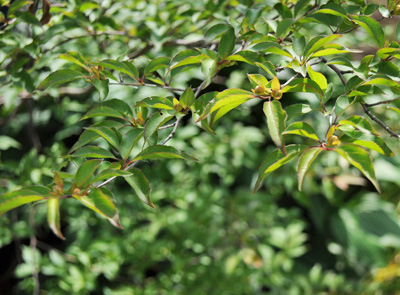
[324,57,400,139]
[160,116,183,145]
[109,82,185,92]
[158,122,176,130]
[361,103,400,139]
[365,97,400,107]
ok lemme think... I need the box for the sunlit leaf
[133,145,198,162]
[297,147,323,191]
[47,198,65,240]
[264,100,287,153]
[283,122,319,141]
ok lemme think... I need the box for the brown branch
[365,97,400,107]
[324,58,400,139]
[361,103,400,139]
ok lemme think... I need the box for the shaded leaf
[144,57,170,75]
[72,146,116,159]
[350,15,385,48]
[253,145,306,193]
[86,127,120,150]
[0,187,49,216]
[283,122,319,141]
[297,147,323,191]
[119,129,144,160]
[339,115,379,135]
[37,69,85,91]
[218,27,236,59]
[75,159,102,188]
[144,112,174,141]
[125,168,154,208]
[135,96,174,110]
[133,145,198,162]
[285,103,314,119]
[263,100,287,153]
[47,198,65,240]
[335,144,380,193]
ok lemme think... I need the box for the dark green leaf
[119,129,144,160]
[37,69,85,91]
[72,146,116,159]
[144,57,170,75]
[180,87,195,108]
[263,100,287,153]
[133,145,198,162]
[297,147,322,191]
[86,127,120,150]
[350,15,385,48]
[75,159,102,188]
[335,144,380,193]
[144,112,174,141]
[125,168,154,208]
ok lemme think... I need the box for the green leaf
[94,60,139,80]
[144,57,170,75]
[75,159,102,189]
[361,77,399,88]
[282,78,324,97]
[93,79,109,100]
[247,74,269,88]
[311,48,349,58]
[79,187,122,228]
[201,58,218,88]
[304,34,342,59]
[276,18,294,38]
[339,115,379,135]
[253,145,306,193]
[283,122,319,141]
[81,105,126,121]
[218,27,236,59]
[197,89,254,121]
[119,129,144,160]
[69,130,100,153]
[335,144,381,193]
[297,147,323,191]
[72,146,116,159]
[340,132,394,157]
[263,100,287,154]
[91,169,132,184]
[285,103,314,119]
[0,188,49,216]
[226,50,261,65]
[307,66,327,91]
[135,96,174,110]
[313,8,347,19]
[58,51,88,70]
[37,69,85,91]
[0,135,21,150]
[255,61,276,77]
[292,36,306,57]
[144,112,174,141]
[350,15,385,48]
[205,23,231,42]
[125,168,154,208]
[180,87,195,108]
[170,54,209,70]
[133,145,198,162]
[47,198,65,240]
[86,127,120,150]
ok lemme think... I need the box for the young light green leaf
[170,54,209,70]
[247,74,269,88]
[263,100,287,154]
[144,112,174,141]
[59,51,89,70]
[361,77,399,88]
[253,144,306,193]
[339,115,379,136]
[133,145,198,162]
[197,89,254,122]
[119,129,144,160]
[297,147,322,191]
[307,66,327,91]
[79,187,122,228]
[218,27,236,59]
[86,127,120,150]
[282,78,324,97]
[283,122,319,141]
[75,159,102,189]
[37,69,85,91]
[125,168,154,208]
[47,198,65,240]
[72,146,116,159]
[335,144,381,193]
[0,188,48,216]
[310,48,350,58]
[340,132,394,157]
[304,34,342,59]
[350,15,385,48]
